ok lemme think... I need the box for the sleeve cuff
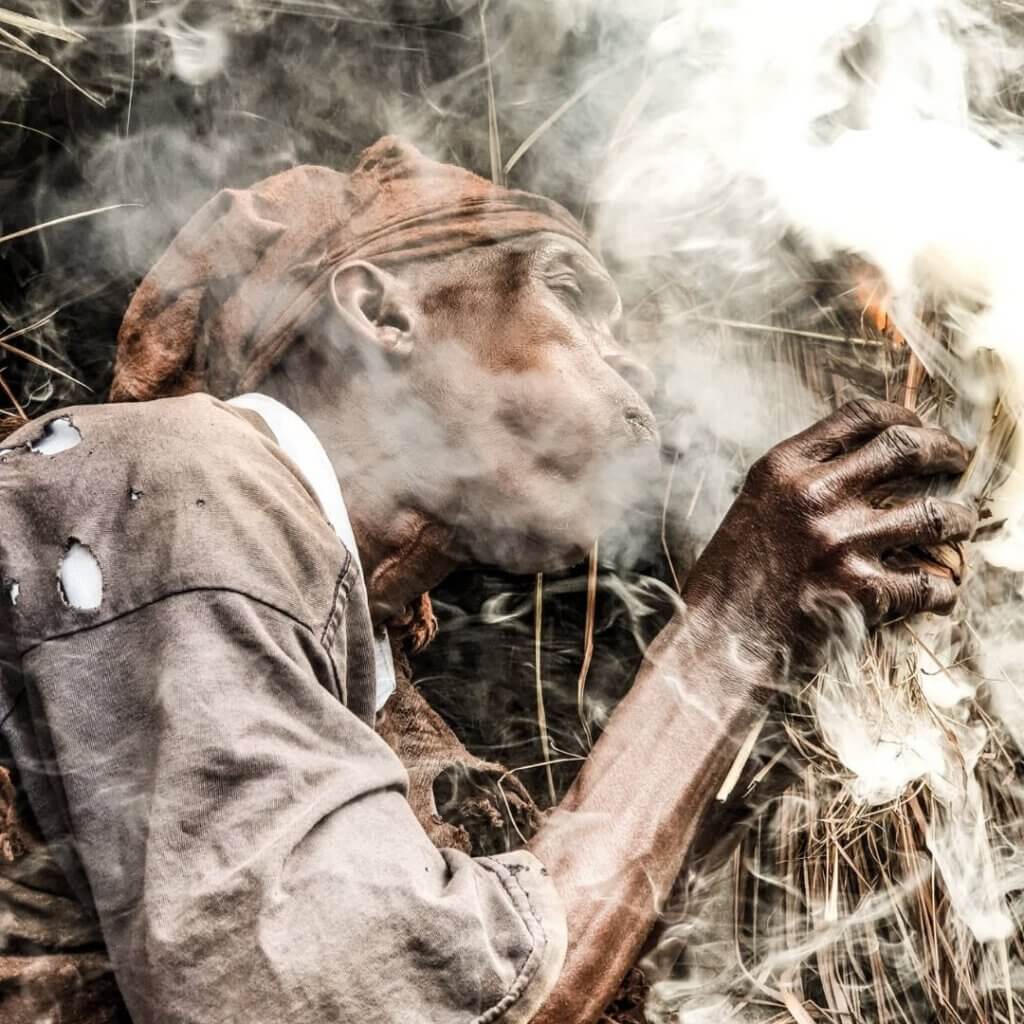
[475,849,568,1024]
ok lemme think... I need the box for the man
[0,137,975,1023]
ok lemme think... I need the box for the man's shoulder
[3,392,261,452]
[0,393,351,654]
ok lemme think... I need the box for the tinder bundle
[646,291,1024,1024]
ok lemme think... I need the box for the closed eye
[539,243,622,323]
[548,274,585,306]
[546,271,621,326]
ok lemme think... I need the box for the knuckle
[917,497,946,542]
[799,473,837,515]
[840,397,873,419]
[913,498,976,543]
[842,551,873,581]
[922,574,959,615]
[848,563,884,620]
[841,397,909,429]
[838,550,873,587]
[836,398,878,433]
[841,397,880,422]
[913,569,933,610]
[878,424,923,466]
[747,446,791,488]
[870,570,925,620]
[949,500,979,538]
[807,517,844,557]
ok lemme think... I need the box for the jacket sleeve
[0,394,566,1024]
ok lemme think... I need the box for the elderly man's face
[390,233,661,573]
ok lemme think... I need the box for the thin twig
[496,755,585,846]
[125,0,137,134]
[504,60,628,176]
[0,119,68,151]
[0,309,58,344]
[0,26,104,106]
[479,0,504,188]
[717,714,767,802]
[661,450,683,593]
[575,542,599,748]
[0,311,90,390]
[690,315,884,348]
[0,7,83,42]
[0,368,27,421]
[0,203,140,246]
[902,351,926,412]
[534,573,556,805]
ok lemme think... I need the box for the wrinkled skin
[529,400,975,1024]
[685,396,975,672]
[267,232,662,618]
[399,234,660,574]
[265,231,976,1024]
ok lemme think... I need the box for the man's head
[110,137,660,577]
[297,231,660,573]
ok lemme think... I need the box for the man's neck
[339,475,460,623]
[255,373,462,625]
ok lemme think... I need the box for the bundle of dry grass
[649,299,1024,1024]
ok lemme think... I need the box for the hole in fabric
[28,417,82,455]
[3,578,19,607]
[195,498,206,508]
[0,417,83,458]
[57,540,102,610]
[129,487,144,503]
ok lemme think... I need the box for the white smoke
[577,1,1024,1017]
[8,2,1024,1020]
[593,0,1024,565]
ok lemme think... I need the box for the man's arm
[529,398,978,1023]
[0,395,569,1024]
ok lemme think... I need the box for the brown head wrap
[110,136,591,401]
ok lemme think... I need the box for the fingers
[844,497,978,551]
[864,565,958,618]
[822,424,970,494]
[788,398,921,461]
[852,559,961,624]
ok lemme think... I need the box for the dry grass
[0,10,104,106]
[658,300,1024,1024]
[6,8,1022,1022]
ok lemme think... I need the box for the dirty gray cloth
[226,391,397,711]
[0,394,566,1024]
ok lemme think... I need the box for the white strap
[228,393,396,711]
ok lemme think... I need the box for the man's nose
[603,350,657,405]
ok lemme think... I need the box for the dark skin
[261,233,976,1024]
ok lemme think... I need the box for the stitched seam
[317,554,356,706]
[320,548,354,646]
[19,587,320,658]
[470,857,551,1024]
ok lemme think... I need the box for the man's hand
[683,398,977,672]
[530,398,978,1024]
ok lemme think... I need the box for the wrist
[661,604,781,712]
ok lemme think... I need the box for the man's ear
[329,260,416,358]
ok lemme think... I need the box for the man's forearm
[528,615,771,1024]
